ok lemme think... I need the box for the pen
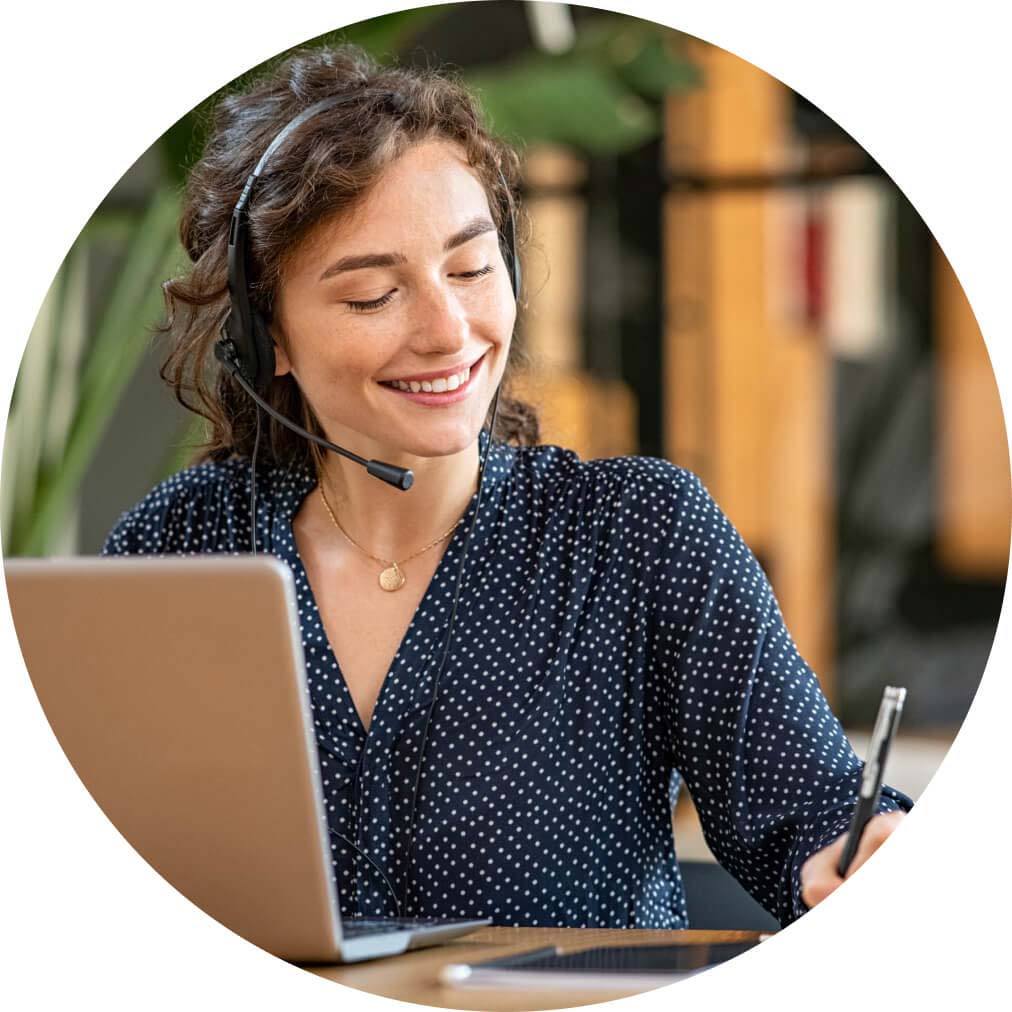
[836,685,906,879]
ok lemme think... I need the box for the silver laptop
[4,555,488,963]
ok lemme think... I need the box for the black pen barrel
[837,794,877,878]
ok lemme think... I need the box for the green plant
[2,189,185,556]
[467,15,699,153]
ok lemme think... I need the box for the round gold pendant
[379,564,405,592]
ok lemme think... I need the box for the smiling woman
[102,43,912,933]
[158,46,538,477]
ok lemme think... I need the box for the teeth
[388,364,473,393]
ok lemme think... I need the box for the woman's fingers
[841,809,906,878]
[800,811,907,909]
[800,834,846,908]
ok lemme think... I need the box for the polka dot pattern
[103,431,912,928]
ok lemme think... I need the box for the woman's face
[272,138,516,463]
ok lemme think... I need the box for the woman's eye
[454,264,495,279]
[343,266,492,311]
[345,290,396,313]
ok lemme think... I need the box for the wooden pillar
[514,145,637,460]
[663,40,835,700]
[935,251,1011,578]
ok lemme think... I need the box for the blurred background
[2,2,1008,892]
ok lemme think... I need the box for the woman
[104,45,911,928]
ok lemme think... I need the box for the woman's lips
[378,351,487,407]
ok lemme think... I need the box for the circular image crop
[3,4,1008,1008]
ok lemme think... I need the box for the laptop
[4,555,489,963]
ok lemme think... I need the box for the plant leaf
[18,189,185,556]
[468,57,657,155]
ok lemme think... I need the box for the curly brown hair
[160,44,539,468]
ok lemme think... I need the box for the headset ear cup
[249,308,277,395]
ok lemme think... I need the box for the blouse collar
[266,428,516,555]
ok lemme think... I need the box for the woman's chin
[358,416,484,463]
[397,430,480,461]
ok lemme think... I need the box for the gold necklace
[317,481,462,592]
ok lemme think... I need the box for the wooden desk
[306,926,766,1010]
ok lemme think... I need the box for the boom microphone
[215,338,414,491]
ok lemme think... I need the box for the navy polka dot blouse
[103,431,913,928]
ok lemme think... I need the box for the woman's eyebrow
[318,250,407,281]
[443,216,496,251]
[317,216,497,282]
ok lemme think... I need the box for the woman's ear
[273,339,292,377]
[270,318,293,377]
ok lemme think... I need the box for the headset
[212,92,522,915]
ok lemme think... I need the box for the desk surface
[306,926,767,1010]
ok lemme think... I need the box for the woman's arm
[654,470,913,926]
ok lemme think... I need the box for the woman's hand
[800,810,907,909]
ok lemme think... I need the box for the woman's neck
[314,439,480,562]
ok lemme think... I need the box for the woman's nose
[410,279,469,354]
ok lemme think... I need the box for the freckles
[475,286,515,338]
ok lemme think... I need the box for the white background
[1,2,1009,1009]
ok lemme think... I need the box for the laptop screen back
[5,556,343,962]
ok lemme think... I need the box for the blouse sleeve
[102,498,169,556]
[101,462,247,557]
[652,468,913,926]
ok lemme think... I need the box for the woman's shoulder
[513,441,705,511]
[101,457,302,556]
[509,443,729,579]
